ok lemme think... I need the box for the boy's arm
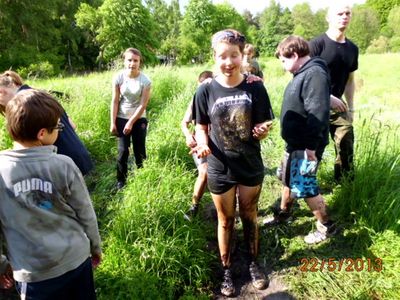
[181,102,196,148]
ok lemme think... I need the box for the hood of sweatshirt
[294,56,329,78]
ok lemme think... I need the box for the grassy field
[0,53,399,299]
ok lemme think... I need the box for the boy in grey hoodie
[0,89,101,299]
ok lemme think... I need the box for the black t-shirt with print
[194,78,274,182]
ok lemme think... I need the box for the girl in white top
[110,48,151,189]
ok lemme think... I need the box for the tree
[145,0,182,62]
[366,0,400,26]
[178,0,217,63]
[291,3,318,40]
[0,0,62,71]
[257,1,293,56]
[76,0,159,66]
[347,5,380,52]
[387,6,400,36]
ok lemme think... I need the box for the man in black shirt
[309,3,358,182]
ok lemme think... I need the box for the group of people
[0,1,357,299]
[180,2,357,296]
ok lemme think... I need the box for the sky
[172,0,366,15]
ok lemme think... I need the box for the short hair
[123,48,142,60]
[243,44,255,56]
[6,89,64,142]
[275,35,310,59]
[198,70,213,83]
[211,29,246,53]
[327,2,352,19]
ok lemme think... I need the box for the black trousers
[116,117,148,183]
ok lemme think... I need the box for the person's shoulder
[139,72,151,85]
[345,38,359,51]
[310,34,326,45]
[113,70,125,83]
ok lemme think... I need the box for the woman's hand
[110,123,118,136]
[252,121,273,140]
[123,122,133,135]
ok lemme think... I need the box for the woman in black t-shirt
[192,29,274,297]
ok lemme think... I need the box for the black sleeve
[194,84,210,125]
[309,37,323,57]
[350,43,359,72]
[252,82,274,124]
[301,69,330,150]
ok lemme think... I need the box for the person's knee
[219,216,235,230]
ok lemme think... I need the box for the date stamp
[298,257,383,272]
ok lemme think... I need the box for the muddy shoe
[304,220,337,244]
[249,261,268,290]
[263,207,293,226]
[220,268,235,297]
[183,204,199,221]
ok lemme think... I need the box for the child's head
[275,36,310,59]
[211,29,246,78]
[243,44,256,59]
[198,70,213,84]
[6,89,64,144]
[275,36,310,73]
[123,48,142,71]
[0,70,24,115]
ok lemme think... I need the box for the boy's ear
[36,128,47,141]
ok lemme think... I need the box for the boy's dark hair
[275,35,310,59]
[6,89,64,142]
[211,29,246,53]
[198,70,213,83]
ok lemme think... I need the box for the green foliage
[17,61,57,79]
[366,0,400,26]
[291,3,323,40]
[257,1,293,56]
[389,36,400,51]
[347,5,380,52]
[76,0,159,65]
[366,36,390,53]
[387,5,400,36]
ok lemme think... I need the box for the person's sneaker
[249,261,268,290]
[220,268,235,297]
[304,220,337,244]
[116,181,125,190]
[183,204,199,221]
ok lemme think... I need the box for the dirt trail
[202,203,296,300]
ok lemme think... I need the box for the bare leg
[192,162,207,205]
[237,184,261,259]
[211,187,236,267]
[305,194,329,223]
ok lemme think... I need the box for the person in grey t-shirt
[110,48,152,189]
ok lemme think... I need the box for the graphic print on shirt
[211,93,252,151]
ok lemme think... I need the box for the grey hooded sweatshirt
[0,145,101,283]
